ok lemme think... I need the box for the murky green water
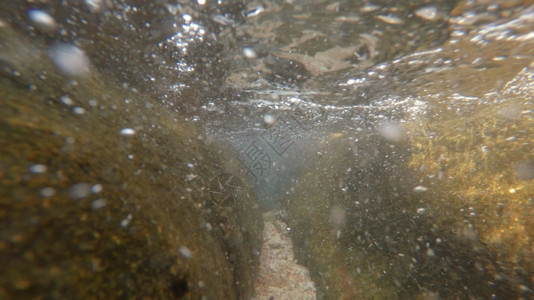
[1,0,533,299]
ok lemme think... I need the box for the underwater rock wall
[284,6,534,298]
[0,12,262,299]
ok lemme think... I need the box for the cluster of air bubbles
[468,11,534,46]
[158,13,207,74]
[56,95,93,115]
[39,182,104,199]
[120,214,132,227]
[163,14,206,52]
[339,78,366,86]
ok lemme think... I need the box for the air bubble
[49,44,91,77]
[60,95,74,106]
[28,9,57,31]
[88,99,98,107]
[69,183,92,199]
[377,122,405,143]
[73,107,86,115]
[183,14,192,24]
[120,214,132,227]
[263,114,276,127]
[119,128,136,136]
[414,186,428,192]
[205,223,213,231]
[39,187,55,197]
[90,199,106,210]
[243,47,257,59]
[91,184,103,193]
[179,246,193,259]
[29,164,47,174]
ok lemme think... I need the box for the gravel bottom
[252,212,316,300]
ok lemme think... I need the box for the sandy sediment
[253,212,316,300]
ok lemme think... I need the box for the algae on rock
[287,100,532,298]
[284,20,534,299]
[0,26,262,299]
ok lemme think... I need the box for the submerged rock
[284,5,534,298]
[287,107,532,298]
[0,22,262,299]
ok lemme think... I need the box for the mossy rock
[287,84,533,298]
[0,29,263,298]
